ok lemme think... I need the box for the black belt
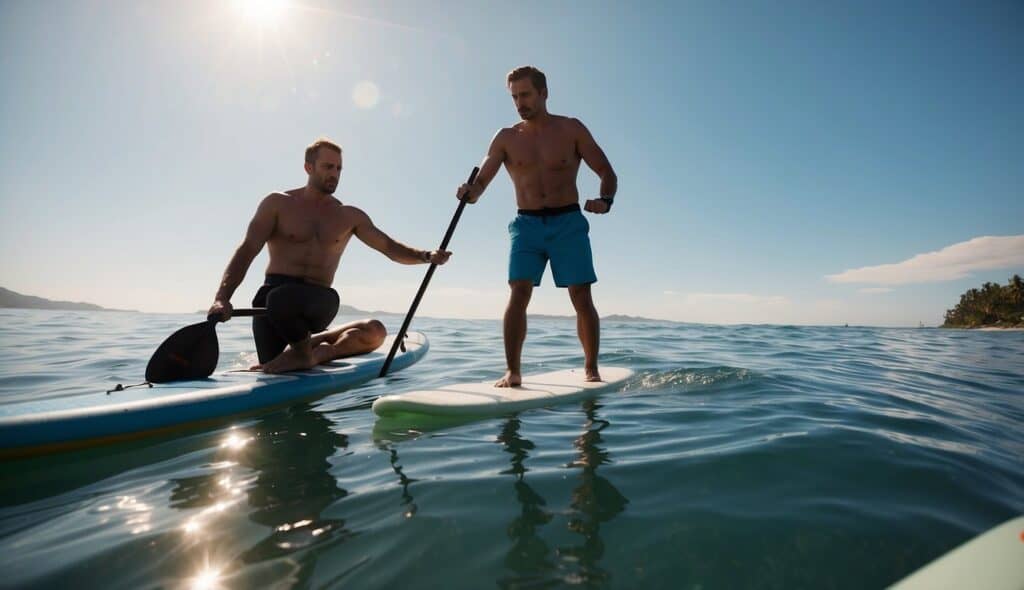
[517,203,581,217]
[264,274,310,287]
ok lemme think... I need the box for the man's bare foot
[494,370,522,388]
[584,368,602,382]
[258,346,316,374]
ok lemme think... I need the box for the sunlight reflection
[220,431,253,451]
[180,499,243,541]
[208,461,237,469]
[190,566,224,590]
[207,500,234,514]
[113,495,153,535]
[276,519,313,532]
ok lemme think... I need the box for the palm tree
[943,276,1024,327]
[1010,275,1023,305]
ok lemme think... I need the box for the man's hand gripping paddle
[145,308,266,383]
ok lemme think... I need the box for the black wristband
[600,196,614,211]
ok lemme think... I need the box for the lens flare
[352,81,381,109]
[234,0,288,27]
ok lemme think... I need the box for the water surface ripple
[0,310,1021,589]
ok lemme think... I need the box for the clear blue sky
[2,0,1022,325]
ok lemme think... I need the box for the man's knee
[508,281,534,307]
[568,284,596,311]
[364,319,387,344]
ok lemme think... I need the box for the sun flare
[234,0,288,27]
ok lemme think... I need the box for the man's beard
[317,178,338,193]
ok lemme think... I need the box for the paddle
[145,308,266,383]
[380,166,479,377]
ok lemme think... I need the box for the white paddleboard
[889,515,1024,590]
[372,366,633,417]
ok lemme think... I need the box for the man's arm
[575,119,618,214]
[351,208,451,265]
[208,195,278,319]
[457,129,507,203]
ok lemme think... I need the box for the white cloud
[858,287,893,294]
[827,235,1024,285]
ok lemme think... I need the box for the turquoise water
[0,308,1021,589]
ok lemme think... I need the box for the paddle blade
[145,320,220,383]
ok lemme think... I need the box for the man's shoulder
[255,191,289,213]
[496,124,519,138]
[338,203,369,221]
[554,115,587,131]
[264,189,296,203]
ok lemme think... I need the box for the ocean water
[0,308,1021,589]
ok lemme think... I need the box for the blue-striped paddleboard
[0,332,428,458]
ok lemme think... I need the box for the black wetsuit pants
[252,274,339,364]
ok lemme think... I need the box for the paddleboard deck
[0,332,428,458]
[372,366,633,417]
[890,515,1024,590]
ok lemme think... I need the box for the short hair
[506,66,547,92]
[305,138,342,164]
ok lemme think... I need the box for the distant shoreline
[0,286,134,313]
[8,303,1002,329]
[10,287,1016,329]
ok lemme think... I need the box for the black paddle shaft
[209,308,264,320]
[379,167,479,377]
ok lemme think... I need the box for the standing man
[457,66,618,387]
[209,138,451,374]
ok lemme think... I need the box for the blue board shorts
[508,204,597,288]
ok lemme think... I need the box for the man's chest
[274,209,354,245]
[505,134,579,171]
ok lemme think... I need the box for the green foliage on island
[942,275,1024,328]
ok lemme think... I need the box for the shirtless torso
[498,115,586,210]
[216,189,438,311]
[258,189,359,287]
[474,114,613,212]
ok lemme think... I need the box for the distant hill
[604,314,662,322]
[338,304,401,317]
[526,313,663,322]
[0,286,131,312]
[530,313,575,320]
[196,303,400,316]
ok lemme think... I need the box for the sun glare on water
[192,569,220,590]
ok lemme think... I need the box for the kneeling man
[208,138,450,373]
